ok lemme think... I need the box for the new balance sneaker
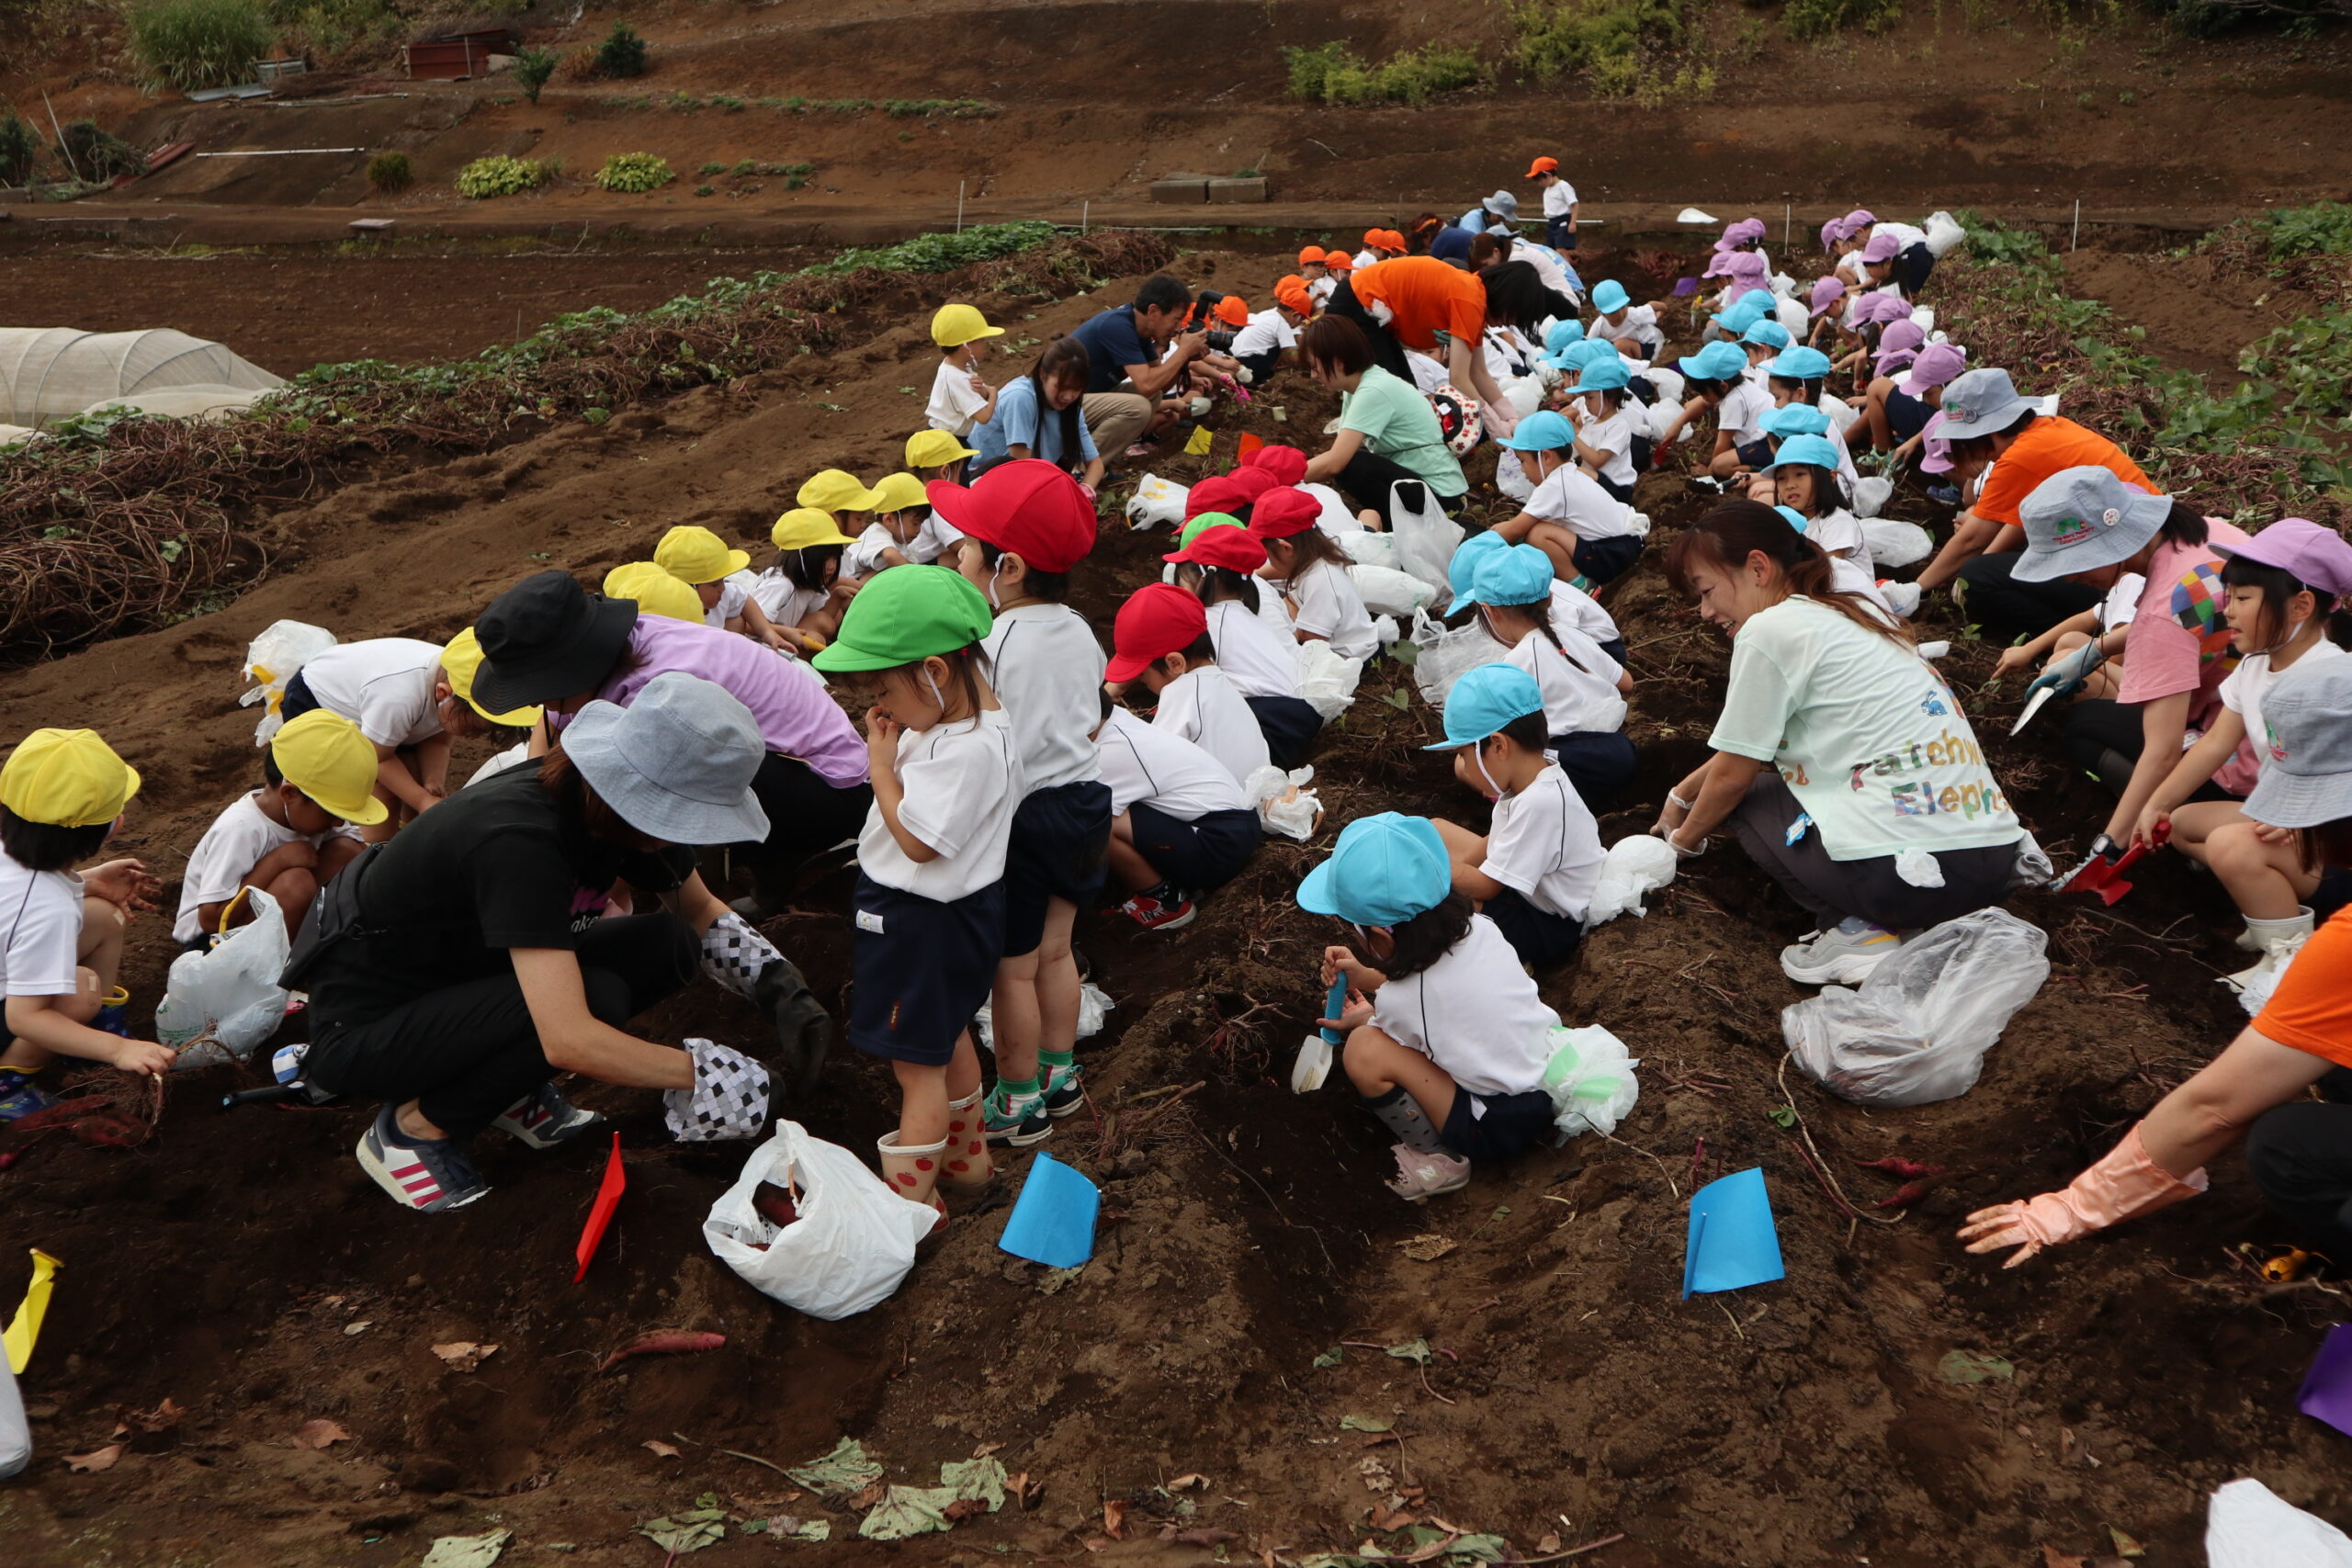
[491,1083,607,1150]
[1780,920,1905,986]
[356,1106,489,1213]
[1116,888,1197,931]
[981,1087,1053,1147]
[1385,1144,1472,1202]
[0,1069,54,1124]
[1927,483,1962,506]
[1040,1058,1084,1119]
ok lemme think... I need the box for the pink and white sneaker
[1385,1144,1471,1203]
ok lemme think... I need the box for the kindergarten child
[1654,340,1750,479]
[1587,280,1662,358]
[811,566,1017,1216]
[174,709,380,949]
[1304,812,1564,1201]
[1231,287,1310,384]
[604,562,707,625]
[926,302,1002,439]
[1761,436,1871,581]
[1105,583,1271,789]
[842,472,968,579]
[0,728,175,1121]
[1093,689,1261,932]
[751,509,859,648]
[1164,520,1321,769]
[1446,533,1625,665]
[653,525,796,651]
[1251,489,1379,660]
[1456,543,1636,807]
[1491,411,1644,587]
[907,427,978,489]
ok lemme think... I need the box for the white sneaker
[1781,923,1905,986]
[1385,1144,1471,1202]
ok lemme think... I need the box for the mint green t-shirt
[1339,365,1468,500]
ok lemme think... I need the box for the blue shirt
[1069,305,1153,394]
[969,374,1098,475]
[1428,226,1475,265]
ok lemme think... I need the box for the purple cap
[1872,321,1927,360]
[1820,218,1849,253]
[1918,412,1954,475]
[1721,217,1766,247]
[1706,249,1769,280]
[1702,251,1738,277]
[1860,230,1902,264]
[1845,209,1878,228]
[1807,276,1847,316]
[1852,292,1909,326]
[1908,342,1969,388]
[2226,518,2352,598]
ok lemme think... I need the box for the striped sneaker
[356,1106,488,1213]
[981,1086,1053,1147]
[491,1084,606,1150]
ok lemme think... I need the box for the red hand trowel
[2055,822,2169,906]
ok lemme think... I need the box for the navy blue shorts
[1571,533,1641,585]
[278,670,322,723]
[1126,803,1260,894]
[1480,886,1584,970]
[1245,694,1322,771]
[1887,388,1933,444]
[1002,780,1112,956]
[848,874,1003,1066]
[1597,637,1629,667]
[1440,1085,1555,1163]
[1549,730,1639,808]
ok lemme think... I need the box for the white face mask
[922,661,948,715]
[984,558,1006,611]
[1471,739,1506,801]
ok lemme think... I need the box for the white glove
[663,1037,772,1142]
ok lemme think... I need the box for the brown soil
[2059,249,2331,383]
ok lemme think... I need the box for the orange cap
[1297,244,1327,265]
[1276,280,1311,315]
[1527,155,1559,177]
[1362,229,1385,249]
[1379,230,1407,253]
[1214,295,1250,326]
[1323,251,1353,273]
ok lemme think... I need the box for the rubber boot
[939,1089,996,1192]
[2225,908,2316,995]
[2236,906,2314,953]
[876,1131,949,1220]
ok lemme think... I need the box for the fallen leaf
[1312,1347,1344,1369]
[1169,1472,1209,1491]
[1162,1528,1244,1545]
[65,1444,124,1473]
[785,1437,884,1501]
[639,1508,726,1554]
[1340,1414,1394,1433]
[1399,1234,1456,1262]
[1080,1537,1113,1553]
[1103,1498,1127,1540]
[1035,1265,1085,1294]
[421,1529,514,1568]
[295,1418,353,1450]
[643,1440,682,1459]
[343,1321,372,1337]
[761,1517,829,1543]
[1939,1350,2017,1384]
[1537,1533,1563,1554]
[2109,1527,2145,1559]
[1370,1506,1418,1531]
[859,1484,958,1540]
[940,1455,1007,1511]
[1385,1337,1435,1366]
[972,1441,1005,1457]
[123,1398,182,1433]
[432,1341,500,1372]
[1011,1472,1045,1510]
[846,1479,888,1511]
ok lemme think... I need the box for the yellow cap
[906,428,978,469]
[931,302,1004,349]
[269,710,390,826]
[797,468,875,513]
[602,562,707,624]
[439,627,545,728]
[863,472,929,515]
[773,507,857,550]
[0,728,140,829]
[653,524,752,585]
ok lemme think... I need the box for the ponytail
[1203,565,1261,614]
[1487,598,1588,671]
[1665,499,1913,649]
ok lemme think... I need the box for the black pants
[279,670,322,722]
[1953,553,2101,640]
[1324,277,1415,383]
[2244,1069,2352,1261]
[305,914,696,1139]
[1546,216,1577,251]
[1729,773,2018,930]
[1332,454,1465,531]
[1549,731,1640,809]
[2062,699,2244,798]
[747,753,873,871]
[1898,243,1935,297]
[1245,694,1321,771]
[1237,348,1282,383]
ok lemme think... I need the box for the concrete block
[1150,176,1209,205]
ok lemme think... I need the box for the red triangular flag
[574,1132,626,1282]
[1236,433,1265,466]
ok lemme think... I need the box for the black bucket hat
[469,570,640,714]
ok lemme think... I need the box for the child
[1231,288,1309,384]
[1165,520,1321,768]
[926,302,1001,439]
[1446,533,1625,665]
[1869,341,1966,459]
[1105,582,1271,790]
[653,525,796,652]
[1761,435,1872,582]
[1492,411,1643,587]
[811,566,1017,1217]
[1655,340,1750,478]
[1991,571,2140,704]
[1557,356,1642,504]
[1304,812,1564,1201]
[1093,689,1261,931]
[931,459,1109,1143]
[907,427,978,488]
[842,472,967,579]
[604,561,707,625]
[1459,543,1635,806]
[797,468,873,517]
[1804,276,1849,349]
[0,728,175,1121]
[1251,489,1379,660]
[752,508,859,648]
[1532,155,1578,249]
[174,709,381,949]
[1587,280,1660,358]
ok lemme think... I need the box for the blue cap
[1738,288,1778,311]
[1565,355,1630,394]
[1445,533,1508,615]
[1763,433,1842,471]
[1544,319,1586,353]
[1758,402,1831,438]
[1679,340,1748,382]
[1772,504,1810,533]
[1767,345,1833,379]
[1463,542,1555,610]
[1717,300,1767,336]
[1740,318,1792,349]
[1297,811,1453,927]
[1500,409,1577,453]
[1591,279,1630,313]
[1423,661,1545,750]
[1564,339,1612,371]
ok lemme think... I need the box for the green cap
[811,565,993,672]
[1176,511,1248,551]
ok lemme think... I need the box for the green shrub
[1280,40,1485,105]
[1783,0,1902,37]
[594,152,673,193]
[455,154,548,198]
[2259,201,2352,260]
[694,184,714,196]
[1,112,43,186]
[366,151,411,192]
[699,160,725,175]
[57,120,146,183]
[2239,308,2352,420]
[127,0,271,91]
[1505,0,1713,100]
[513,44,559,103]
[594,20,647,78]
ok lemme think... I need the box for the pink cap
[1845,209,1877,228]
[1872,321,1927,362]
[1908,342,1968,388]
[1918,411,1953,475]
[1807,276,1846,316]
[1860,230,1902,264]
[1852,292,1909,326]
[2226,518,2352,598]
[1820,218,1849,253]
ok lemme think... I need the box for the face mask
[985,558,1005,611]
[922,660,948,715]
[1471,739,1507,801]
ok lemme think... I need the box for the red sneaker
[1118,889,1197,931]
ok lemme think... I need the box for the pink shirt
[577,616,867,787]
[2114,521,2248,733]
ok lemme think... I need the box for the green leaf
[1443,1533,1511,1562]
[1339,1413,1393,1432]
[1937,1349,2015,1384]
[940,1455,1008,1510]
[639,1508,726,1553]
[1382,689,1412,711]
[857,1484,958,1540]
[1387,638,1421,666]
[1312,1346,1344,1369]
[421,1530,513,1568]
[786,1436,884,1500]
[1766,1105,1798,1130]
[159,536,186,564]
[1385,1337,1433,1365]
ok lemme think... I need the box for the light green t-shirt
[1708,596,2022,862]
[1339,365,1468,500]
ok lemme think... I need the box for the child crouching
[173,709,383,950]
[1092,689,1261,932]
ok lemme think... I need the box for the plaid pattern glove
[663,1037,772,1142]
[699,911,783,1001]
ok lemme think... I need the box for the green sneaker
[1041,1059,1084,1119]
[982,1086,1052,1147]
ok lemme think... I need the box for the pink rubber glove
[1958,1123,2207,1268]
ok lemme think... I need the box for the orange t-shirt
[1973,417,2154,528]
[1347,256,1487,354]
[2255,907,2352,1070]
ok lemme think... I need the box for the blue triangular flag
[1682,1168,1784,1298]
[999,1152,1099,1269]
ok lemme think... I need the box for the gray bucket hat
[2010,465,2174,583]
[563,671,772,845]
[1484,188,1520,221]
[1936,367,2035,441]
[2245,657,2352,829]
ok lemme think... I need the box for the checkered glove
[663,1037,772,1143]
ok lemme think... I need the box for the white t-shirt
[2222,640,2347,777]
[1526,463,1636,542]
[1372,914,1560,1098]
[751,570,827,628]
[985,603,1106,794]
[1352,248,1381,270]
[1543,181,1577,218]
[859,708,1019,902]
[1484,761,1604,921]
[1154,665,1270,788]
[1231,310,1297,361]
[842,514,964,579]
[296,638,445,749]
[2098,573,2144,631]
[1551,580,1620,648]
[926,358,990,438]
[1309,275,1338,308]
[1204,597,1302,700]
[1283,558,1377,660]
[1804,507,1873,574]
[173,792,358,944]
[704,571,753,630]
[1709,596,2020,861]
[1094,707,1249,821]
[1591,304,1661,354]
[1878,221,1928,254]
[0,854,84,1000]
[1505,626,1626,737]
[1717,380,1773,445]
[1573,408,1637,491]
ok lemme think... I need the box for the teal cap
[1767,345,1834,379]
[1590,279,1630,313]
[1296,812,1453,927]
[1445,532,1508,615]
[1465,542,1555,609]
[1679,340,1748,382]
[1763,434,1843,472]
[1423,661,1544,750]
[1565,355,1629,394]
[1544,319,1586,353]
[1501,409,1576,453]
[1740,318,1792,349]
[1758,402,1831,438]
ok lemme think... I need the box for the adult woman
[1298,315,1469,529]
[1656,502,2023,986]
[299,674,779,1213]
[1962,658,2352,1269]
[967,337,1106,491]
[470,570,870,919]
[1324,255,1570,434]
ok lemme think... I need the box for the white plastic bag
[1923,210,1967,259]
[1340,530,1401,571]
[1350,564,1435,618]
[1782,909,2050,1107]
[1644,366,1685,412]
[155,886,290,1066]
[1389,483,1464,599]
[1246,763,1322,841]
[1861,515,1933,567]
[704,1121,938,1320]
[2210,1479,2352,1568]
[1499,374,1544,420]
[0,1359,28,1480]
[1583,835,1679,928]
[1371,613,1401,647]
[1540,1025,1641,1140]
[1494,447,1534,503]
[1850,475,1896,521]
[239,620,338,744]
[1407,608,1507,707]
[977,981,1114,1052]
[1125,474,1189,531]
[1623,508,1653,539]
[1295,640,1364,722]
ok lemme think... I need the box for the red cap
[1214,295,1250,326]
[1163,523,1268,574]
[1323,252,1353,273]
[1248,444,1308,486]
[1225,466,1277,504]
[1526,155,1559,177]
[1297,245,1328,266]
[925,458,1096,573]
[1105,582,1209,682]
[1250,487,1323,539]
[1183,474,1250,522]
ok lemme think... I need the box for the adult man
[1529,157,1577,250]
[1069,274,1202,459]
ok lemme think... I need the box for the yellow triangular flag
[4,1249,60,1373]
[1182,425,1215,457]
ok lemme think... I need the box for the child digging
[653,525,797,652]
[1104,582,1270,791]
[173,710,383,950]
[1091,688,1261,933]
